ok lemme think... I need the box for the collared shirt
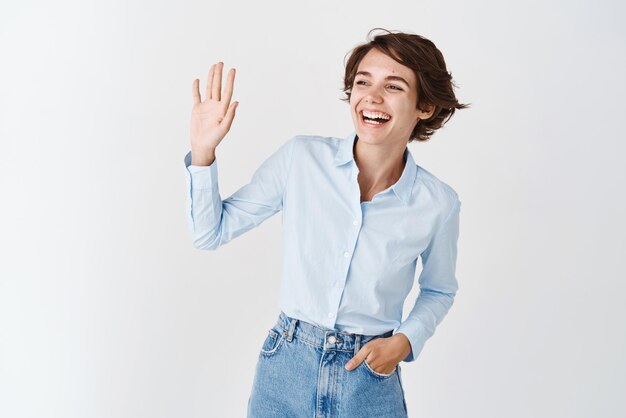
[183,131,461,362]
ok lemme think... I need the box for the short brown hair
[341,28,470,143]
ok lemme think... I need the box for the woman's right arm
[184,137,296,250]
[184,62,296,250]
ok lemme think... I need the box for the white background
[1,1,625,417]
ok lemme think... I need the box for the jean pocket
[362,358,397,379]
[260,328,286,357]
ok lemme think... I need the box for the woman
[184,28,469,418]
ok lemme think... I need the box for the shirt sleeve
[393,197,461,362]
[183,136,297,250]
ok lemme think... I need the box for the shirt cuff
[393,321,428,363]
[184,150,218,190]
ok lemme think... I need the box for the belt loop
[286,318,297,342]
[354,335,361,355]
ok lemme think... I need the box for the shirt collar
[334,131,417,205]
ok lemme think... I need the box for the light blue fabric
[183,131,461,363]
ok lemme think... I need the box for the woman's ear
[417,103,435,120]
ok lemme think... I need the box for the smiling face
[350,48,432,147]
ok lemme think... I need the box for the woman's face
[349,48,429,148]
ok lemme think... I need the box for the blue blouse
[183,131,461,362]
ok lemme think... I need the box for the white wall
[1,0,625,417]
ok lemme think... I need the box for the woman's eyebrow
[355,71,410,87]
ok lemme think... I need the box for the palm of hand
[190,61,238,153]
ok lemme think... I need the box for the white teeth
[361,110,390,126]
[362,110,390,120]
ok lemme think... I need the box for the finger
[221,68,236,110]
[221,101,239,131]
[345,348,367,370]
[192,79,201,105]
[212,61,223,101]
[205,64,216,100]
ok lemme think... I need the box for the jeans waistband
[274,311,394,354]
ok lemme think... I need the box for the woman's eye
[355,80,402,91]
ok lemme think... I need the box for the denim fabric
[247,311,408,418]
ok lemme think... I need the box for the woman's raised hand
[190,62,238,165]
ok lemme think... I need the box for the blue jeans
[247,311,408,418]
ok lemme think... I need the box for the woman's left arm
[393,196,462,363]
[345,196,461,373]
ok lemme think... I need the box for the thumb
[221,101,239,131]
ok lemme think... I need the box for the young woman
[184,28,469,418]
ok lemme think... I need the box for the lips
[360,109,392,118]
[359,110,391,127]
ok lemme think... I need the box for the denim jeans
[247,311,408,418]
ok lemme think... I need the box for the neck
[354,136,407,198]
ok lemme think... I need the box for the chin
[354,130,388,145]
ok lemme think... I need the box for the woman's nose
[366,85,386,102]
[364,91,383,103]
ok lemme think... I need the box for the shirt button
[327,335,336,344]
[353,219,359,226]
[343,251,350,258]
[334,281,341,288]
[328,312,335,318]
